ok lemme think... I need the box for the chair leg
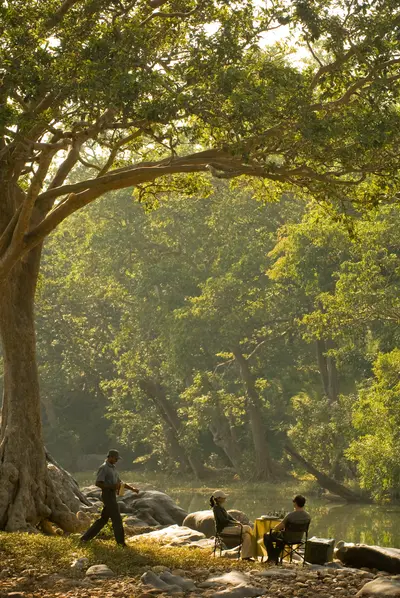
[238,530,243,560]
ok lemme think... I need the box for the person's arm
[215,506,241,528]
[227,512,241,525]
[273,514,288,532]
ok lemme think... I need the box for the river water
[169,488,400,548]
[75,472,400,548]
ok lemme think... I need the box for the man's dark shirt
[213,504,237,534]
[281,509,311,543]
[96,460,120,490]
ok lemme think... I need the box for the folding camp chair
[279,520,310,565]
[213,523,243,560]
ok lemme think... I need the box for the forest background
[10,179,398,502]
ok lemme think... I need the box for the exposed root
[0,442,86,532]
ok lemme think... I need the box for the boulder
[141,571,185,594]
[200,572,251,588]
[122,489,187,526]
[128,524,205,546]
[124,516,150,528]
[80,486,188,527]
[357,578,400,596]
[183,509,251,538]
[82,485,102,499]
[336,543,400,574]
[160,571,197,591]
[210,585,264,598]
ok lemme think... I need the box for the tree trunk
[326,339,339,402]
[0,247,80,531]
[41,394,58,429]
[163,425,190,473]
[284,440,371,503]
[316,339,339,402]
[232,348,275,481]
[140,379,205,479]
[209,405,243,474]
[316,339,330,397]
[45,450,91,508]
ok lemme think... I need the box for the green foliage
[347,350,400,500]
[288,391,356,477]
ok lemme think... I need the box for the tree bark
[284,440,371,503]
[0,247,81,531]
[232,348,275,481]
[316,339,339,403]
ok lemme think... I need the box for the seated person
[264,494,311,564]
[211,490,255,561]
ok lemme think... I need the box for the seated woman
[210,490,255,561]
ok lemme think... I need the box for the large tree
[1,0,400,530]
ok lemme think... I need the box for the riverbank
[72,472,400,548]
[0,533,384,598]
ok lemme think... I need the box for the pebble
[86,564,115,578]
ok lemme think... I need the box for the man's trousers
[264,530,285,563]
[81,489,125,545]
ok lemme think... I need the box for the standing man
[80,449,139,547]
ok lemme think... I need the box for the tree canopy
[2,0,400,277]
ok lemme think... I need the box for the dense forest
[22,181,399,502]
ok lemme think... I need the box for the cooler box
[305,537,335,564]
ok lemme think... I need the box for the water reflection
[169,488,400,548]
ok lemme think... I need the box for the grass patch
[0,533,261,577]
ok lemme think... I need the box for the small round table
[253,517,282,560]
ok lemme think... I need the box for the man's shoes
[117,542,128,548]
[242,557,255,561]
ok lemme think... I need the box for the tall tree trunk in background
[232,348,274,481]
[316,339,339,402]
[41,394,58,430]
[0,247,79,531]
[140,379,205,479]
[326,339,339,403]
[316,339,330,397]
[163,425,190,473]
[209,405,243,474]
